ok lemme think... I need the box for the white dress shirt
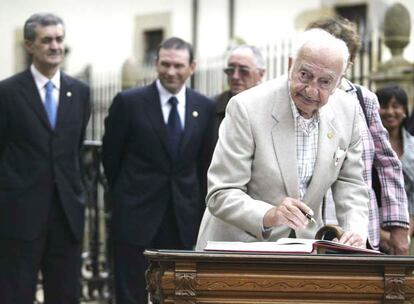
[156,79,186,128]
[30,64,60,107]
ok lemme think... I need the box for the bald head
[288,29,349,118]
[291,28,349,75]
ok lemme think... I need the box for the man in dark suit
[102,37,215,304]
[214,44,265,142]
[0,13,91,304]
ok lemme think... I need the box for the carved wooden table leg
[384,266,406,304]
[175,262,196,304]
[146,262,164,304]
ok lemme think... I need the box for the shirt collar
[290,98,301,120]
[156,79,186,107]
[288,94,320,124]
[30,64,61,91]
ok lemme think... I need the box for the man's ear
[190,60,197,74]
[288,57,293,71]
[336,74,344,88]
[331,75,344,94]
[259,69,266,79]
[24,40,33,54]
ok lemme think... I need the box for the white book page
[205,240,314,253]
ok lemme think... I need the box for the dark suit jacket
[213,90,233,143]
[102,82,215,248]
[0,69,91,241]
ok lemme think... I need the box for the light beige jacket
[196,75,369,250]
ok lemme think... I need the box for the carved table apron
[145,250,414,304]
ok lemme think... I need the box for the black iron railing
[80,140,113,303]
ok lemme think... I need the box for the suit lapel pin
[66,91,72,98]
[327,131,333,139]
[334,147,346,167]
[192,111,199,118]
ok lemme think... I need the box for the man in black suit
[0,13,90,304]
[214,45,265,143]
[102,37,215,304]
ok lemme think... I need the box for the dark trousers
[0,189,82,304]
[113,204,189,304]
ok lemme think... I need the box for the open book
[204,238,383,255]
[203,225,383,255]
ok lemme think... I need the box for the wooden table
[145,250,414,304]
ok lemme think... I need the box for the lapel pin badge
[66,91,72,98]
[334,147,345,167]
[192,111,199,118]
[327,131,333,139]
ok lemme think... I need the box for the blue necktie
[45,81,57,129]
[167,96,182,158]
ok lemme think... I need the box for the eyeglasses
[223,66,254,77]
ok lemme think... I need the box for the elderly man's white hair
[227,44,266,70]
[290,28,350,75]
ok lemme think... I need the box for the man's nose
[305,81,319,98]
[49,39,60,49]
[166,66,176,75]
[230,68,241,79]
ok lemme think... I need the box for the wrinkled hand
[379,229,391,253]
[388,227,409,255]
[263,197,313,230]
[333,231,365,248]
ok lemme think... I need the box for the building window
[335,4,368,52]
[144,29,163,65]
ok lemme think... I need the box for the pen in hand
[303,211,316,224]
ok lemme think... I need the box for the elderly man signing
[196,29,369,250]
